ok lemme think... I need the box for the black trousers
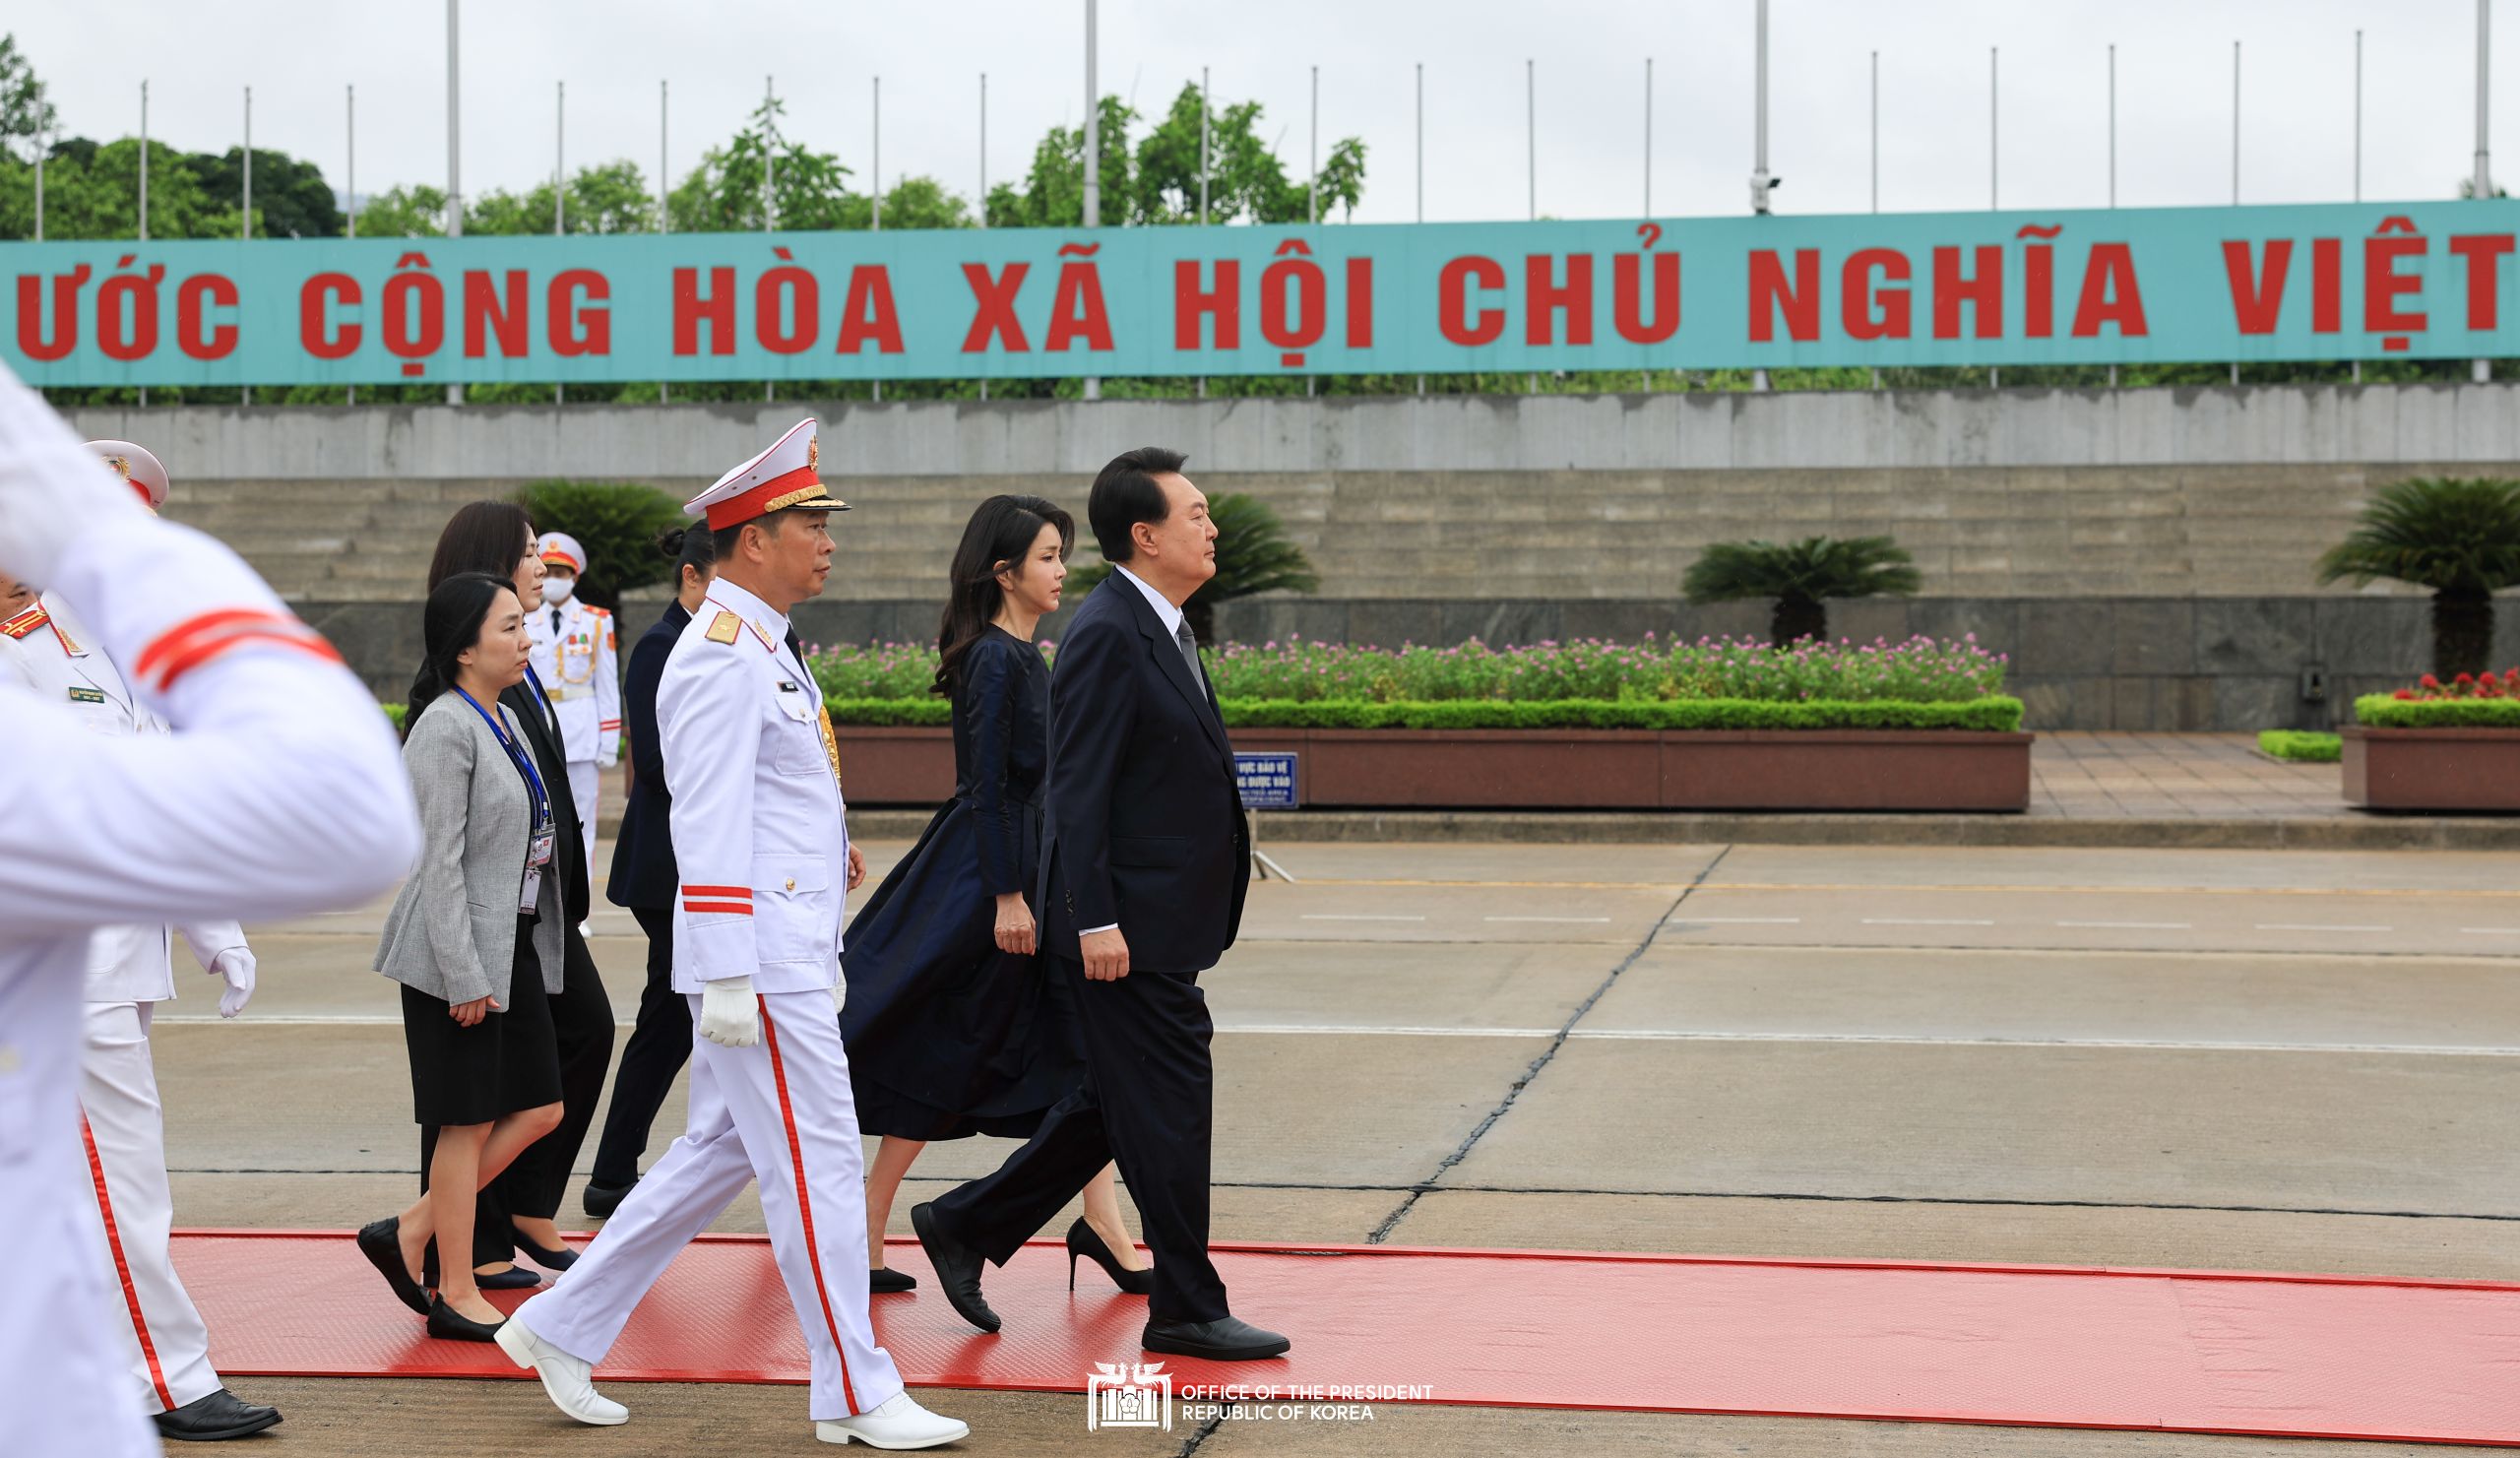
[930,956,1228,1324]
[422,924,613,1271]
[589,906,692,1189]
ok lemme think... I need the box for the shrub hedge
[2354,695,2520,728]
[825,695,2027,732]
[2256,729,2342,762]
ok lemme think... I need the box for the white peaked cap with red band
[685,417,850,532]
[537,531,588,574]
[87,439,170,510]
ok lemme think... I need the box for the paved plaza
[154,834,2520,1455]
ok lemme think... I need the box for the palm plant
[2314,476,2520,681]
[1682,535,1922,646]
[1068,491,1319,643]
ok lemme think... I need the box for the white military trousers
[514,989,904,1422]
[80,998,220,1415]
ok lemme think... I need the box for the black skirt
[401,916,563,1126]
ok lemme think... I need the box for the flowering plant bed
[2344,683,2520,811]
[815,636,2028,813]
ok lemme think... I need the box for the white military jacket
[0,594,249,1004]
[527,595,621,765]
[659,576,848,996]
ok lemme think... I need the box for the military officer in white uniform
[527,531,620,879]
[0,442,282,1441]
[499,419,968,1450]
[0,366,420,1458]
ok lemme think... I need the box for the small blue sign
[1234,752,1300,809]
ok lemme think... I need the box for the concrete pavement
[152,837,2520,1453]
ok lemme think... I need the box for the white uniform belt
[545,683,597,702]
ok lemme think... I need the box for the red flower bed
[2391,669,2520,701]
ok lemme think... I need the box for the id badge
[528,824,557,870]
[518,866,542,914]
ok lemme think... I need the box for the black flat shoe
[154,1387,282,1441]
[475,1264,543,1291]
[425,1295,506,1343]
[355,1218,429,1316]
[911,1201,1000,1334]
[1066,1218,1155,1296]
[1143,1315,1291,1362]
[582,1180,634,1219]
[513,1232,579,1272]
[870,1265,917,1294]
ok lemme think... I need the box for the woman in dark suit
[418,502,615,1288]
[583,525,715,1215]
[359,572,566,1341]
[843,494,1152,1296]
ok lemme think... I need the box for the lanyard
[452,686,551,830]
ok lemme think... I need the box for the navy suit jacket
[605,600,689,912]
[1039,577,1250,975]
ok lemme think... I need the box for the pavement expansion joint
[1366,849,1732,1245]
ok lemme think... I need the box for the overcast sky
[11,1,2508,224]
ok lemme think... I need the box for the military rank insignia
[706,610,742,645]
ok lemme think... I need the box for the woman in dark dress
[842,494,1153,1295]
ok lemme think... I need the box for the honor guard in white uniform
[527,531,620,878]
[0,368,420,1458]
[0,441,280,1441]
[500,420,968,1450]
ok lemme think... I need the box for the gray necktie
[1174,620,1205,689]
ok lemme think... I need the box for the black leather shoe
[475,1263,542,1291]
[911,1201,1000,1334]
[355,1218,429,1316]
[582,1179,634,1219]
[425,1294,507,1343]
[154,1388,282,1441]
[1142,1315,1291,1362]
[870,1265,917,1294]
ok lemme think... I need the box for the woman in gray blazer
[356,572,566,1343]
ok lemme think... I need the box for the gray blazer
[373,691,564,1006]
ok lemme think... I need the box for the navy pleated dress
[840,626,1084,1140]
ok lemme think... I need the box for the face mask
[543,577,576,604]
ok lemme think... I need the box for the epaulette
[0,604,48,640]
[586,604,609,617]
[705,610,742,645]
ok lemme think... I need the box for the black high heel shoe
[1066,1218,1154,1296]
[425,1294,506,1343]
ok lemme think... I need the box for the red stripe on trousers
[81,1112,175,1412]
[758,995,859,1417]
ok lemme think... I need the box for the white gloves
[598,749,619,770]
[699,976,760,1046]
[208,947,256,1018]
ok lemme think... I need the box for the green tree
[1683,536,1923,646]
[470,159,658,235]
[1066,492,1319,643]
[182,147,343,237]
[513,480,687,612]
[354,183,448,237]
[2315,476,2520,681]
[1132,84,1364,224]
[986,95,1136,227]
[0,136,241,240]
[0,33,55,163]
[669,94,857,231]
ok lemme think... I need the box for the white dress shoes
[815,1391,971,1448]
[495,1317,629,1426]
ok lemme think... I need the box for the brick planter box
[2342,727,2520,812]
[837,726,2033,813]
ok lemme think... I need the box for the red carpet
[180,1230,2520,1443]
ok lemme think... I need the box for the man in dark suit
[914,447,1283,1363]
